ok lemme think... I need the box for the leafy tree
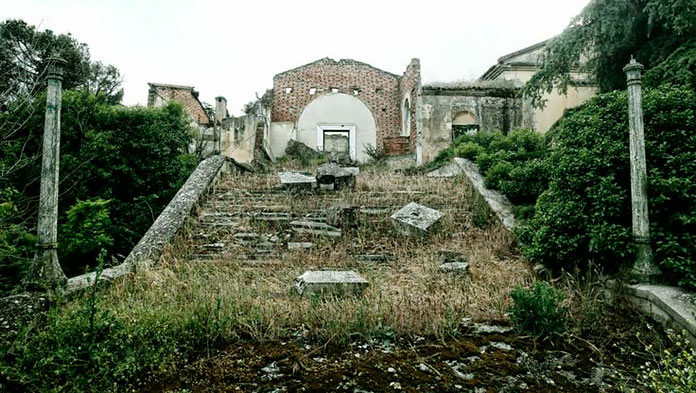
[0,19,123,106]
[524,0,696,107]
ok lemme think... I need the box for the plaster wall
[269,122,294,158]
[497,69,596,132]
[296,93,377,162]
[221,116,257,164]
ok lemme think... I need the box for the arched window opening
[452,111,479,141]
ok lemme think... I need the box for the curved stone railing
[66,155,228,294]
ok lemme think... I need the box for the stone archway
[296,93,377,162]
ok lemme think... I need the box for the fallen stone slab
[291,220,342,238]
[288,242,314,250]
[439,262,470,275]
[391,202,443,236]
[316,163,356,191]
[473,323,513,335]
[278,171,317,191]
[295,270,369,296]
[285,139,321,160]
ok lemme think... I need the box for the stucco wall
[269,122,294,158]
[295,93,377,163]
[419,87,524,163]
[497,69,597,133]
[221,116,258,164]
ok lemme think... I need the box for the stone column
[623,58,661,282]
[24,56,68,289]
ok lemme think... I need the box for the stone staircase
[183,171,472,267]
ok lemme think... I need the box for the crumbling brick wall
[148,83,211,126]
[271,58,420,155]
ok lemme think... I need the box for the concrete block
[278,171,317,191]
[439,262,470,275]
[295,270,369,296]
[391,202,443,236]
[316,163,356,191]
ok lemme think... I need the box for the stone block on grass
[316,163,356,191]
[278,171,317,191]
[295,270,369,296]
[391,202,443,236]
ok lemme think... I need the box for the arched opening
[401,98,411,136]
[452,111,479,141]
[296,93,377,162]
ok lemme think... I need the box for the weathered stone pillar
[24,56,68,289]
[623,58,661,282]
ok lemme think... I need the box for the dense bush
[508,281,567,339]
[0,91,197,289]
[435,129,550,205]
[519,87,696,288]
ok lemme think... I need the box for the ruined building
[148,40,596,165]
[147,83,211,126]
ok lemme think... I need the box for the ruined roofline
[273,57,402,79]
[497,39,550,64]
[421,85,520,98]
[480,39,550,80]
[148,82,196,91]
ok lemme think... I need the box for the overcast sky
[5,0,589,116]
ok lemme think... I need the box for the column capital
[46,56,67,81]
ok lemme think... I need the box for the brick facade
[147,83,211,126]
[271,58,420,155]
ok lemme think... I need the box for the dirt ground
[144,304,662,393]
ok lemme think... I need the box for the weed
[508,281,567,339]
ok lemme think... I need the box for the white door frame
[316,124,357,160]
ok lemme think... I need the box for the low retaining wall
[427,157,517,229]
[618,282,696,345]
[66,155,228,294]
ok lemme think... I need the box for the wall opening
[452,111,479,140]
[316,125,356,160]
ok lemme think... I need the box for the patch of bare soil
[144,305,661,393]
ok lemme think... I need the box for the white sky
[4,0,589,116]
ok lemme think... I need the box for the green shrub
[0,188,35,294]
[453,141,484,160]
[58,199,114,276]
[491,159,550,205]
[484,161,514,190]
[508,281,567,339]
[520,86,696,288]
